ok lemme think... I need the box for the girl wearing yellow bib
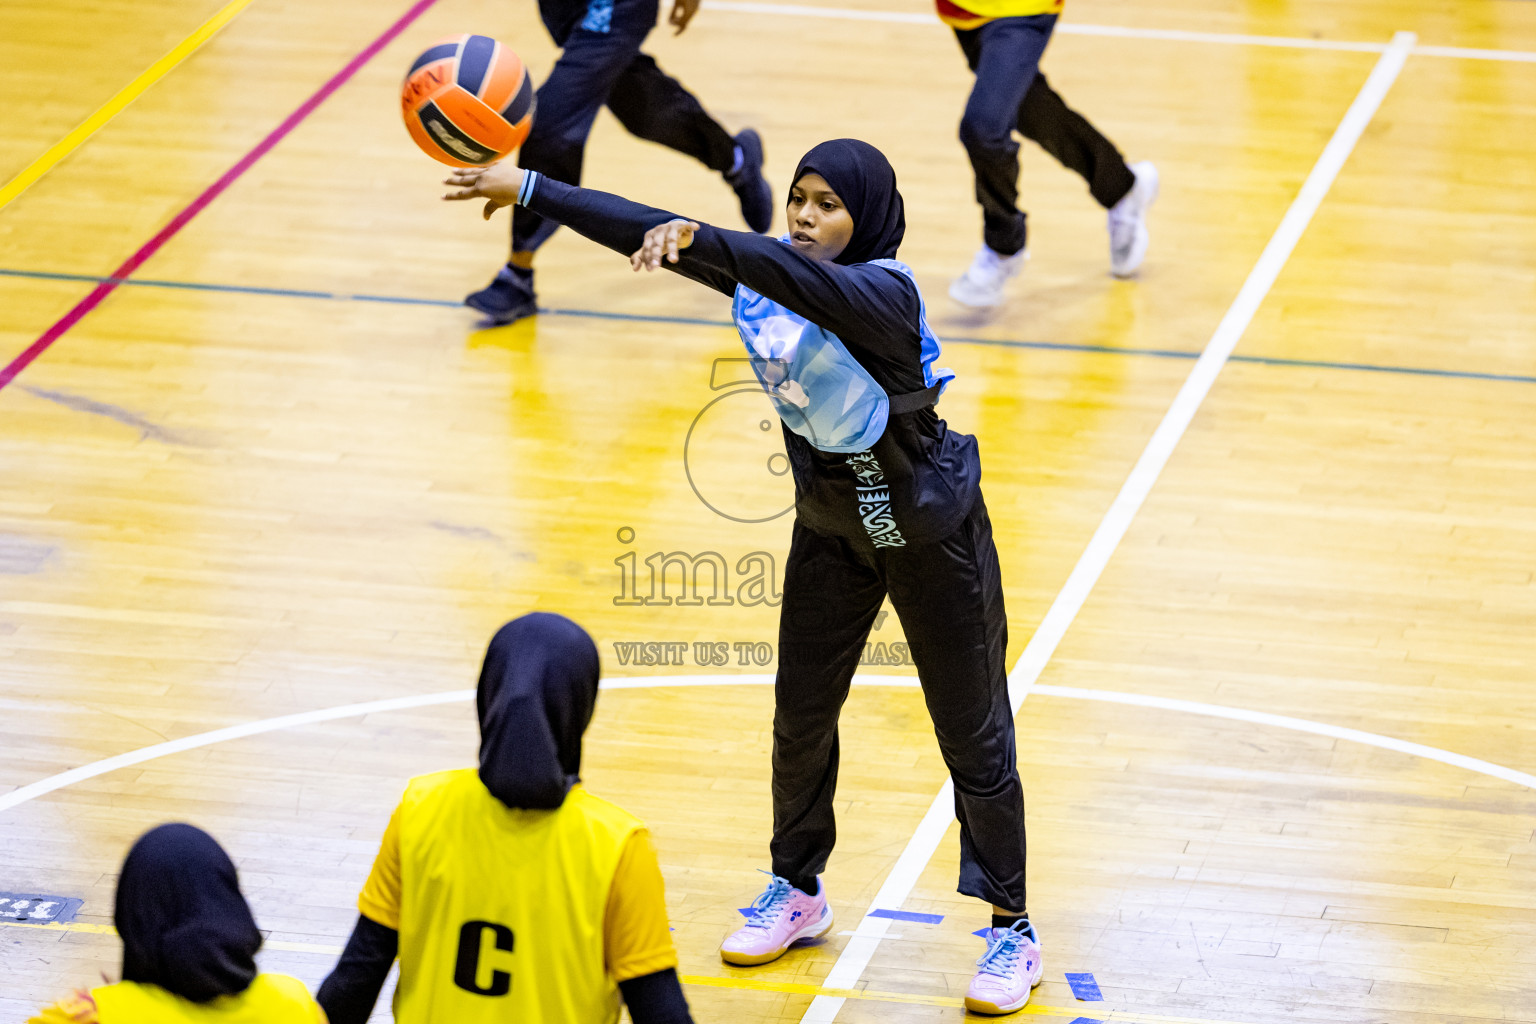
[317,613,693,1024]
[29,823,325,1024]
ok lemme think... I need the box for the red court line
[0,0,442,393]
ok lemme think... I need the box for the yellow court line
[4,919,117,937]
[3,919,1259,1024]
[0,0,260,211]
[0,918,338,954]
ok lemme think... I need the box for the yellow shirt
[936,0,1063,30]
[357,771,676,1024]
[30,975,325,1024]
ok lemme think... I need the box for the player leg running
[466,0,774,325]
[444,143,1041,1013]
[943,2,1158,306]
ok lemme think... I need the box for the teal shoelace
[744,871,794,929]
[976,919,1034,978]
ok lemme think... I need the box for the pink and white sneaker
[964,920,1043,1015]
[720,873,834,966]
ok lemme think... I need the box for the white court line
[1033,685,1536,791]
[0,690,473,815]
[0,676,836,815]
[794,29,1420,1024]
[8,661,1535,821]
[708,0,1536,63]
[4,674,1530,815]
[1414,43,1536,63]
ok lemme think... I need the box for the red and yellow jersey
[936,0,1063,30]
[357,770,676,1024]
[30,975,324,1024]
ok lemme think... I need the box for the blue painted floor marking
[867,908,943,924]
[4,267,1534,385]
[1065,972,1104,1001]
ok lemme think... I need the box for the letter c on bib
[454,919,515,996]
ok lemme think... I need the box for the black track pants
[512,0,738,255]
[955,15,1136,257]
[769,497,1027,910]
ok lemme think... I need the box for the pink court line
[0,0,443,393]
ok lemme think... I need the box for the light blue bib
[731,255,953,453]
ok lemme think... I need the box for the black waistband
[888,383,941,415]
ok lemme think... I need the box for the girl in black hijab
[318,613,694,1024]
[442,143,1040,1013]
[476,609,601,808]
[29,823,324,1023]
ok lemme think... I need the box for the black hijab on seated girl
[476,611,601,810]
[116,823,262,1003]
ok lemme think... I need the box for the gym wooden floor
[3,0,1534,1021]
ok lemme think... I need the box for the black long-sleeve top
[524,178,982,548]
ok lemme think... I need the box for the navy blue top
[524,178,982,548]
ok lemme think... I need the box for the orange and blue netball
[401,35,534,167]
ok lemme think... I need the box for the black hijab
[792,139,906,266]
[116,823,262,1003]
[477,612,602,810]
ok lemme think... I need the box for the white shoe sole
[950,249,1026,307]
[949,280,1006,308]
[1111,221,1150,279]
[964,993,1031,1015]
[964,967,1043,1013]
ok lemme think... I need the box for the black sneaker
[727,129,774,234]
[464,265,537,325]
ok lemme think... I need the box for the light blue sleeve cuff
[516,170,540,207]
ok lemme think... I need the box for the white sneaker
[949,247,1027,308]
[1108,160,1159,278]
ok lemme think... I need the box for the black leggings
[956,15,1136,256]
[770,496,1027,910]
[511,0,739,256]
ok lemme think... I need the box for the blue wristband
[516,170,540,207]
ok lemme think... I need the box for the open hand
[631,219,700,271]
[443,162,525,219]
[669,0,701,34]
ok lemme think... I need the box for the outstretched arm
[520,176,919,342]
[532,184,919,350]
[444,166,923,353]
[443,164,737,296]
